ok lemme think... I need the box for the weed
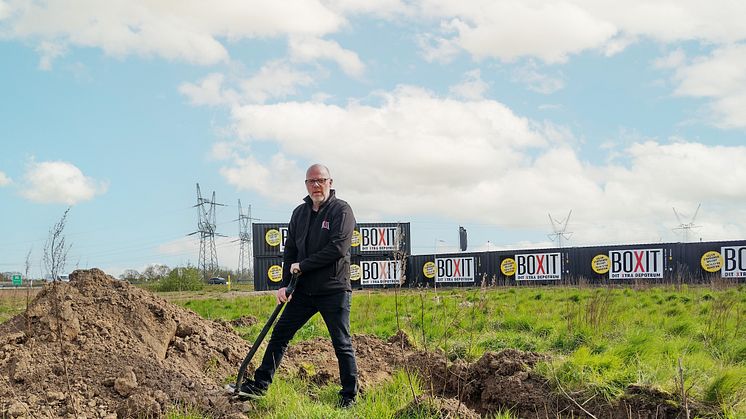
[704,368,746,406]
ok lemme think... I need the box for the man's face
[305,166,332,206]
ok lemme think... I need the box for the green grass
[0,288,35,323]
[172,285,746,417]
[2,283,744,418]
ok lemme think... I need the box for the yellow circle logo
[351,230,361,247]
[701,251,723,273]
[591,254,611,274]
[350,264,361,281]
[265,229,282,247]
[267,265,283,282]
[500,258,516,276]
[423,261,436,279]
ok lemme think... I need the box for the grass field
[178,284,746,417]
[3,283,745,418]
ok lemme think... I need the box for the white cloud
[289,37,365,78]
[0,171,11,186]
[179,73,239,107]
[585,1,746,45]
[239,61,315,104]
[220,153,305,202]
[180,63,314,106]
[0,1,9,20]
[672,44,746,128]
[2,0,345,66]
[6,0,746,71]
[20,160,108,205]
[654,48,686,70]
[417,29,463,63]
[419,1,617,63]
[417,1,746,63]
[325,0,414,18]
[449,69,488,100]
[208,86,746,244]
[35,41,67,70]
[511,62,565,94]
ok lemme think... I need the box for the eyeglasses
[304,178,329,186]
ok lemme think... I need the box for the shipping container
[252,222,412,258]
[253,256,284,291]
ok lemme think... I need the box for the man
[237,164,358,407]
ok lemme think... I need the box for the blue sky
[2,1,746,278]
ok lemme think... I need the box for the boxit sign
[435,257,474,283]
[515,253,561,281]
[358,226,399,252]
[721,246,746,278]
[360,260,402,285]
[609,249,663,279]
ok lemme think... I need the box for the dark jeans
[254,290,358,398]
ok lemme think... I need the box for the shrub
[155,267,204,292]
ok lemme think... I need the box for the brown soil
[228,316,257,328]
[394,395,480,418]
[0,269,250,418]
[0,268,709,418]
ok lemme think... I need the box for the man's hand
[290,262,301,274]
[276,287,292,304]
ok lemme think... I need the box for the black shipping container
[252,223,289,257]
[253,256,284,291]
[252,222,412,258]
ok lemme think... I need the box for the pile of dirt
[0,269,251,418]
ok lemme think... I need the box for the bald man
[237,164,358,408]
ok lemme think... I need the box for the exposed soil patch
[0,269,711,418]
[0,269,250,418]
[395,395,480,418]
[228,316,258,328]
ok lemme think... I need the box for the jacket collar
[303,189,337,211]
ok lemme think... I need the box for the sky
[2,0,746,278]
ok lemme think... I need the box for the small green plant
[154,267,205,292]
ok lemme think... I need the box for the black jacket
[281,190,356,295]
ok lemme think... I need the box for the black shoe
[226,379,267,401]
[338,396,355,409]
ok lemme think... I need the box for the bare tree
[43,208,72,282]
[42,208,77,414]
[24,247,34,342]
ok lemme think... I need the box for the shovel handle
[234,272,299,394]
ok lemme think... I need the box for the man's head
[305,164,333,208]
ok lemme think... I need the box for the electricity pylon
[237,199,258,282]
[188,184,225,280]
[548,210,573,248]
[673,203,701,242]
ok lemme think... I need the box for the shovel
[232,272,299,396]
